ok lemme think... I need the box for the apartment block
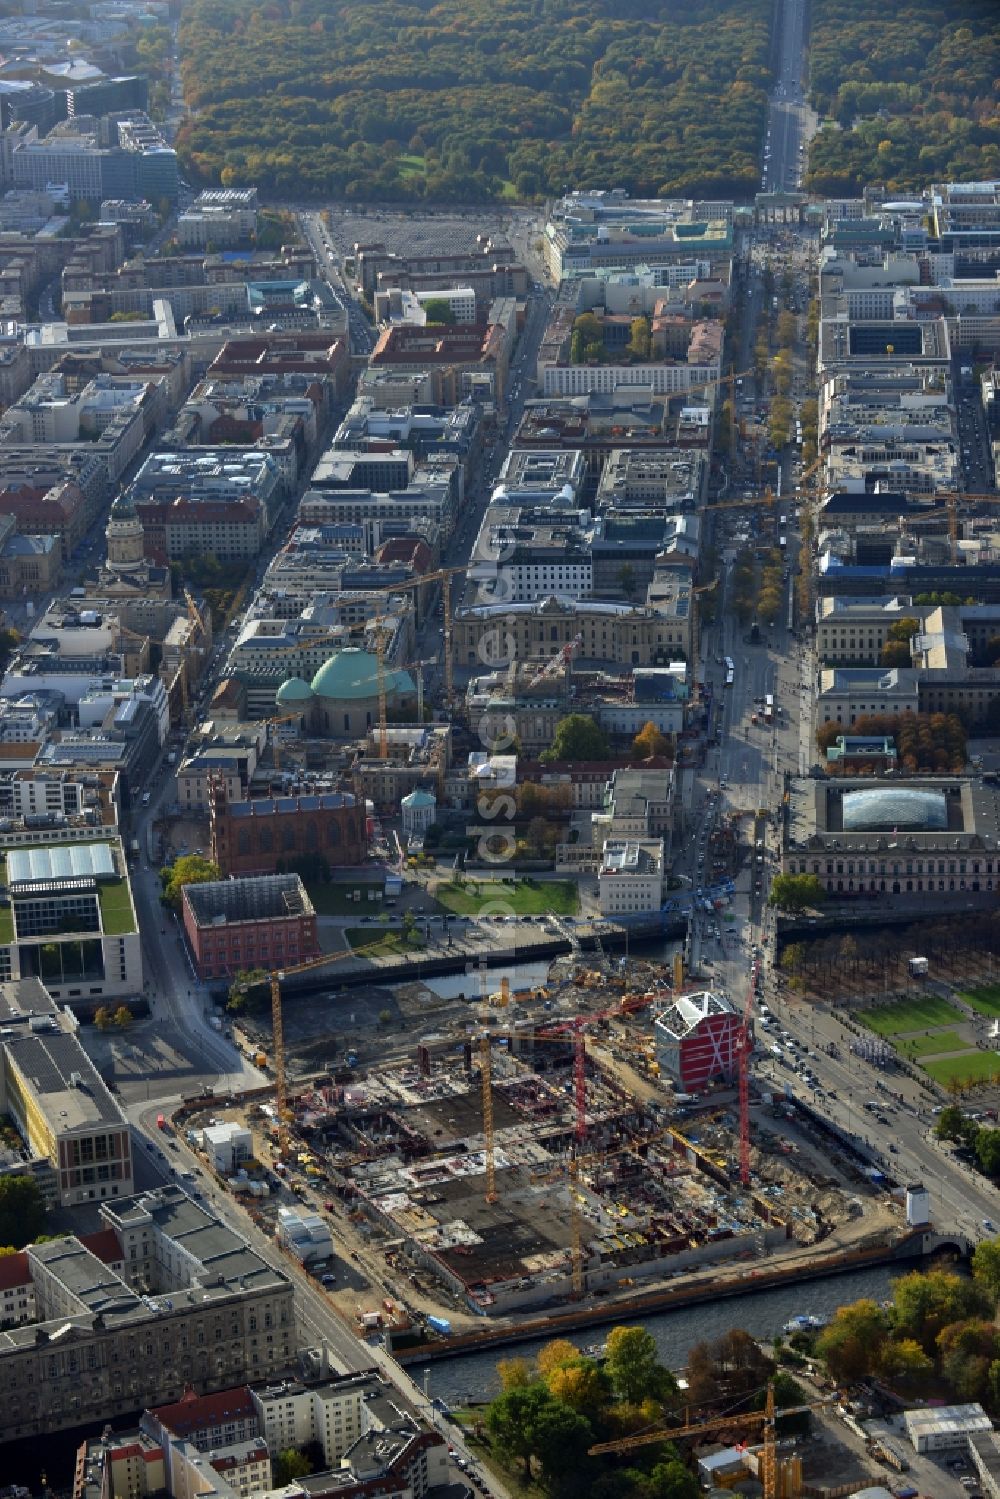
[0,1184,295,1444]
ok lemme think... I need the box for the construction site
[216,951,903,1329]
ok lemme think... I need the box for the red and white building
[654,989,739,1091]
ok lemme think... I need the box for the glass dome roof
[842,787,947,833]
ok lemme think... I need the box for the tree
[0,1176,46,1249]
[977,1127,1000,1177]
[625,315,651,362]
[160,854,221,912]
[112,1006,133,1030]
[892,1269,989,1353]
[617,562,637,599]
[972,1238,1000,1304]
[526,816,550,856]
[879,1337,933,1389]
[93,1006,113,1031]
[540,714,612,764]
[604,1325,675,1406]
[485,1384,551,1478]
[272,1448,313,1483]
[769,874,826,913]
[536,1339,581,1380]
[531,1398,593,1490]
[228,968,267,1014]
[497,1357,532,1390]
[816,1300,887,1383]
[545,1358,605,1417]
[880,640,911,667]
[935,1104,967,1142]
[632,721,671,761]
[422,298,456,325]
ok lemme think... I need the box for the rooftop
[183,873,314,927]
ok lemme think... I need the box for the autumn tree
[632,722,672,761]
[972,1238,1000,1304]
[892,1269,989,1354]
[816,1300,887,1383]
[160,854,221,912]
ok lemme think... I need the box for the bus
[763,694,774,725]
[723,656,735,687]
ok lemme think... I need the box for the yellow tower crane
[589,1383,832,1499]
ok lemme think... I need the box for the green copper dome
[309,647,414,702]
[275,675,314,705]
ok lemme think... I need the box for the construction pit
[231,969,899,1323]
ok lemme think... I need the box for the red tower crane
[737,959,760,1186]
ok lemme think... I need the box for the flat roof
[5,1029,123,1128]
[8,842,115,886]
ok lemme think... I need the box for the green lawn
[345,926,425,959]
[923,1051,1000,1086]
[398,153,425,178]
[860,995,961,1037]
[307,883,385,917]
[896,1030,971,1060]
[98,881,136,936]
[436,879,579,918]
[959,984,1000,1018]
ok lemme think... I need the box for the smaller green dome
[275,676,314,706]
[402,788,436,807]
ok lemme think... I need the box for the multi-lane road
[762,0,813,193]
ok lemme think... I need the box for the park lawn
[923,1051,1000,1086]
[398,153,425,178]
[436,879,579,917]
[345,926,425,959]
[959,984,1000,1018]
[860,995,961,1037]
[307,882,385,916]
[896,1030,972,1060]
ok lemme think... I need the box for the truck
[156,1113,166,1131]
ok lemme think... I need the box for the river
[420,1261,909,1404]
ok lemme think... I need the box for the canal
[421,1260,910,1404]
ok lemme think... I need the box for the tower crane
[937,490,1000,562]
[285,562,469,710]
[588,1382,832,1499]
[530,633,582,688]
[260,709,308,773]
[263,947,367,1158]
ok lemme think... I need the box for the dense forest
[804,0,1000,195]
[176,0,773,202]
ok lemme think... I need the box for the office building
[0,976,133,1206]
[597,837,665,915]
